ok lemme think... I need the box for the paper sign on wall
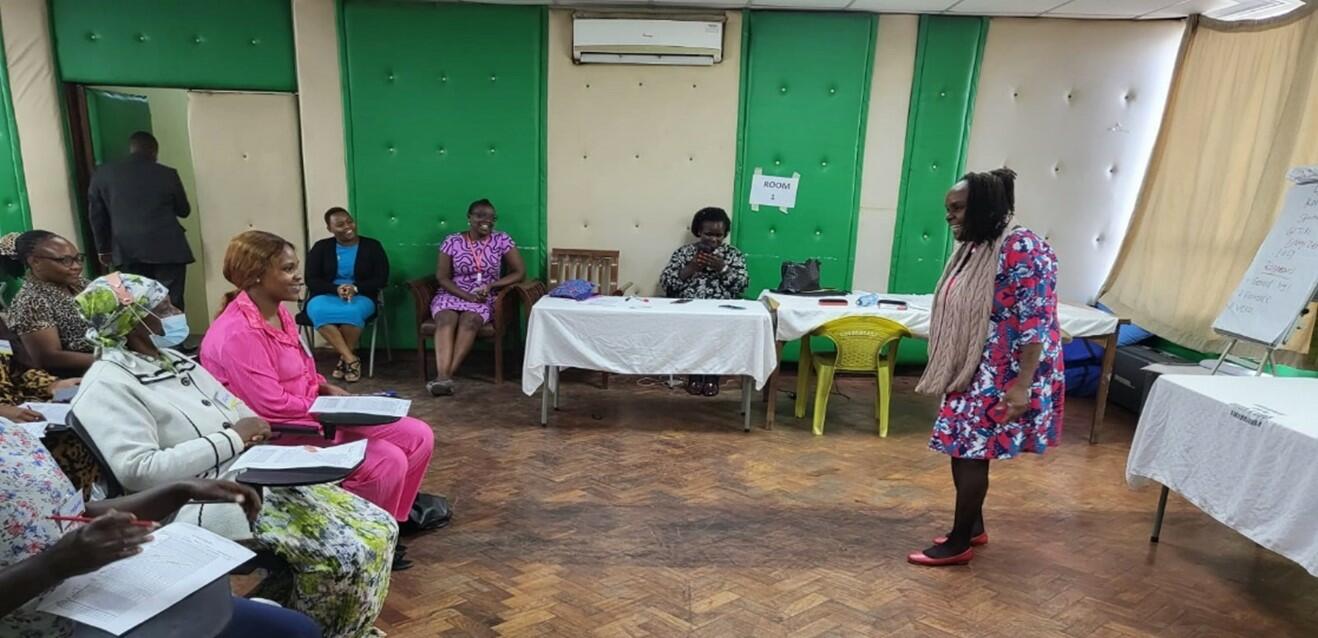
[749,168,800,213]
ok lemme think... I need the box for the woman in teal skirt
[305,208,390,383]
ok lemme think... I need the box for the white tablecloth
[1126,375,1318,576]
[758,291,1120,341]
[521,297,778,395]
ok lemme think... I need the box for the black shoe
[392,554,414,571]
[396,542,408,557]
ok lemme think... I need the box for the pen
[48,515,157,528]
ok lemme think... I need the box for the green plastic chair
[794,316,909,436]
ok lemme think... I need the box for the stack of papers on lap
[37,522,254,636]
[228,439,367,472]
[310,396,411,418]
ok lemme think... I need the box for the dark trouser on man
[119,262,188,310]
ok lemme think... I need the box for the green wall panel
[50,0,296,91]
[341,1,546,348]
[85,89,152,166]
[888,16,986,364]
[733,11,876,300]
[887,15,986,295]
[0,28,30,236]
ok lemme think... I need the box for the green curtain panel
[84,90,152,167]
[340,1,547,348]
[0,28,29,236]
[732,11,877,298]
[888,15,987,295]
[50,0,296,91]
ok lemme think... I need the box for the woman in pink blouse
[200,230,435,532]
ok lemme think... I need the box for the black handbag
[406,493,453,531]
[776,259,822,294]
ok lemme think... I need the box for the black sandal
[343,359,362,383]
[703,376,721,397]
[686,376,704,396]
[331,359,346,380]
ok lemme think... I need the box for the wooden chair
[549,249,634,296]
[406,277,546,384]
[547,249,633,388]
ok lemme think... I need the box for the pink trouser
[276,416,435,521]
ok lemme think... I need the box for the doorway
[64,86,308,331]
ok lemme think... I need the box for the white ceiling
[463,0,1304,20]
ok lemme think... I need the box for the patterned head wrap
[0,232,19,258]
[74,272,170,351]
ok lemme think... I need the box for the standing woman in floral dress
[909,168,1064,567]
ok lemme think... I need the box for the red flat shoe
[907,548,974,566]
[932,532,989,546]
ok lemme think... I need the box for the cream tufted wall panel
[966,17,1183,304]
[853,14,917,293]
[0,0,78,241]
[547,10,741,295]
[187,92,306,318]
[292,0,349,243]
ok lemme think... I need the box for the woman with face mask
[69,273,400,637]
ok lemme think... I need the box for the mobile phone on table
[819,298,848,307]
[672,298,694,304]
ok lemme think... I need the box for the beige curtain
[1100,5,1318,353]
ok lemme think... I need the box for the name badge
[0,340,13,356]
[213,387,241,412]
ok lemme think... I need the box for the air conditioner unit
[572,17,724,66]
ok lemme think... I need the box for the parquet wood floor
[313,355,1318,637]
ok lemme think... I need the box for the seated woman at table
[659,207,749,397]
[201,230,437,532]
[427,198,525,397]
[0,231,96,376]
[70,273,399,634]
[0,420,321,638]
[908,168,1063,567]
[305,207,389,383]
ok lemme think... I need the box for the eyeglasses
[33,254,83,268]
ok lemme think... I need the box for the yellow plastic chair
[794,316,909,436]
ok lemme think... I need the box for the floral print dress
[430,231,516,323]
[0,421,86,637]
[929,227,1064,460]
[659,243,750,299]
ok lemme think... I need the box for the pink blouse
[200,291,325,429]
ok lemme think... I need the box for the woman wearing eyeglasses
[425,198,525,396]
[0,231,95,376]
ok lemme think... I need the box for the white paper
[20,402,71,428]
[227,439,367,472]
[309,395,411,418]
[0,416,48,439]
[1212,181,1318,346]
[37,523,254,636]
[749,172,799,209]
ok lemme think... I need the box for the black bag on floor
[407,493,452,531]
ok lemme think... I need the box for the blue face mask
[150,313,190,349]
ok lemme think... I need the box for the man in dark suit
[88,131,194,309]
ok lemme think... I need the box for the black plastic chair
[296,290,391,378]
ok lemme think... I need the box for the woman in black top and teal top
[304,207,389,382]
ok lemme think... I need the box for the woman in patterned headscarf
[70,272,400,638]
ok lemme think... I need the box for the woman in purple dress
[427,199,525,396]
